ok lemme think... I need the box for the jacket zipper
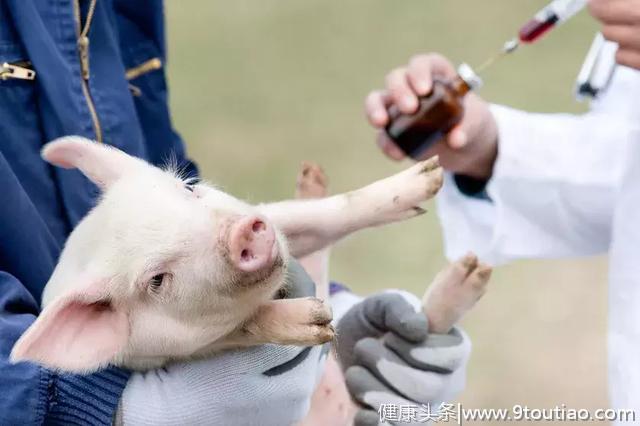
[125,57,162,81]
[73,0,103,143]
[0,61,36,81]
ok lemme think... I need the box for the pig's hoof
[415,156,444,199]
[419,156,440,174]
[376,157,444,222]
[303,297,334,345]
[452,253,491,300]
[308,297,333,325]
[315,323,335,344]
[296,162,328,199]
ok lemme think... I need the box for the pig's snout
[228,216,277,273]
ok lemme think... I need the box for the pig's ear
[42,136,141,190]
[11,288,129,373]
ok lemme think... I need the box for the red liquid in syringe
[518,17,558,43]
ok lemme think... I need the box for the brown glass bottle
[385,64,482,159]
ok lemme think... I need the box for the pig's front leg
[258,157,443,258]
[216,298,334,349]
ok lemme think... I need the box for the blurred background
[165,0,608,419]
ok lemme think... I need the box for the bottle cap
[457,63,483,90]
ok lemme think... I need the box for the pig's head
[11,137,290,372]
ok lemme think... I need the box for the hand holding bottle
[365,53,499,180]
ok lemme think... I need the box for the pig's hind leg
[423,253,491,334]
[258,157,443,258]
[295,162,330,300]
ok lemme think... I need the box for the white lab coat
[436,65,640,411]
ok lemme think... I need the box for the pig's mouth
[233,252,286,290]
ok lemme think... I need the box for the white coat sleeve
[436,73,638,264]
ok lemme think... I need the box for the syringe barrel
[542,0,588,23]
[520,0,588,43]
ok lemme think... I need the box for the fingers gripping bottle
[385,64,482,159]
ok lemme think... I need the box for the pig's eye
[184,184,195,193]
[149,273,166,291]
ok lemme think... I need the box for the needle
[475,38,520,74]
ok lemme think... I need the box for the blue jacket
[0,0,196,424]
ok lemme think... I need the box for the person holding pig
[365,0,640,416]
[0,0,470,424]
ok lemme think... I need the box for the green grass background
[165,0,609,419]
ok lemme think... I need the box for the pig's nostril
[252,220,266,233]
[241,249,252,261]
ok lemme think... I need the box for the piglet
[11,136,443,373]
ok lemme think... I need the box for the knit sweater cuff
[45,367,131,425]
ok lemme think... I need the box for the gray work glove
[117,260,327,426]
[334,290,470,426]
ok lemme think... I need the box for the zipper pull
[0,62,36,81]
[78,35,90,80]
[125,57,163,81]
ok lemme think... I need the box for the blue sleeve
[0,272,130,426]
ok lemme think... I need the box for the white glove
[120,344,326,425]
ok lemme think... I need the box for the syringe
[518,0,588,43]
[476,0,588,73]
